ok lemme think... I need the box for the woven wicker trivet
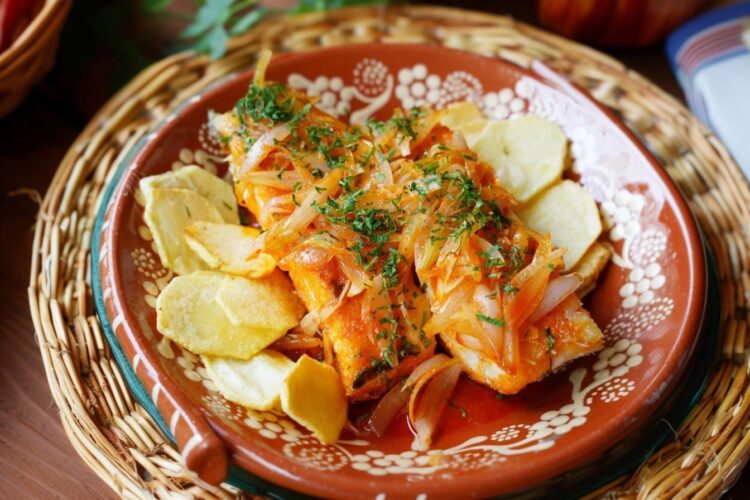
[27,6,750,499]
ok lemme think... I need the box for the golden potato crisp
[142,188,222,275]
[517,180,602,270]
[203,350,294,410]
[215,271,304,332]
[139,165,239,223]
[280,355,347,444]
[156,272,287,359]
[184,221,276,278]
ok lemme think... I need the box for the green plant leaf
[206,24,230,59]
[228,0,259,16]
[292,0,385,14]
[229,7,269,36]
[177,0,389,60]
[141,0,173,13]
[181,0,233,39]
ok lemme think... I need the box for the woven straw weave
[0,0,72,117]
[27,6,750,499]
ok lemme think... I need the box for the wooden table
[0,2,746,498]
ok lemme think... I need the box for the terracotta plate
[97,44,706,498]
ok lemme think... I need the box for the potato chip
[156,272,286,359]
[202,350,294,411]
[184,221,276,278]
[139,165,239,223]
[461,121,489,150]
[516,180,602,270]
[571,243,611,297]
[471,116,568,202]
[215,271,305,332]
[438,102,486,131]
[280,354,347,444]
[143,188,223,275]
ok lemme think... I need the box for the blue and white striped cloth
[666,1,750,179]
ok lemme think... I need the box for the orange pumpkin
[537,0,707,47]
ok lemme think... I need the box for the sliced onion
[436,233,464,268]
[345,420,365,438]
[436,274,468,301]
[450,130,468,149]
[460,304,498,357]
[318,279,351,323]
[435,232,466,284]
[473,235,503,266]
[423,281,472,337]
[347,282,366,298]
[284,171,341,231]
[253,48,272,86]
[238,125,289,177]
[403,354,452,390]
[264,170,343,251]
[271,333,321,351]
[472,235,493,253]
[338,257,373,292]
[366,380,410,436]
[244,170,302,189]
[297,311,320,336]
[510,240,563,290]
[376,155,394,186]
[505,264,552,373]
[302,151,328,176]
[472,284,504,352]
[259,194,294,227]
[409,361,462,451]
[397,134,411,157]
[414,237,442,283]
[456,332,483,350]
[528,274,583,324]
[280,244,332,269]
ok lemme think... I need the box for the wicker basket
[0,0,72,117]
[28,5,750,498]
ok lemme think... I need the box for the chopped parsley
[381,248,405,289]
[314,193,399,275]
[237,82,296,124]
[476,313,505,328]
[545,327,555,354]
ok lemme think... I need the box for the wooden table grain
[0,2,746,498]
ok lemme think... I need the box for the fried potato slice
[471,115,568,202]
[143,188,223,275]
[517,180,602,270]
[461,121,489,150]
[571,243,611,298]
[202,350,294,411]
[140,165,239,223]
[280,354,347,444]
[156,272,286,359]
[437,102,487,148]
[215,271,305,332]
[184,221,276,278]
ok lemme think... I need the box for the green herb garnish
[545,327,555,354]
[476,313,505,328]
